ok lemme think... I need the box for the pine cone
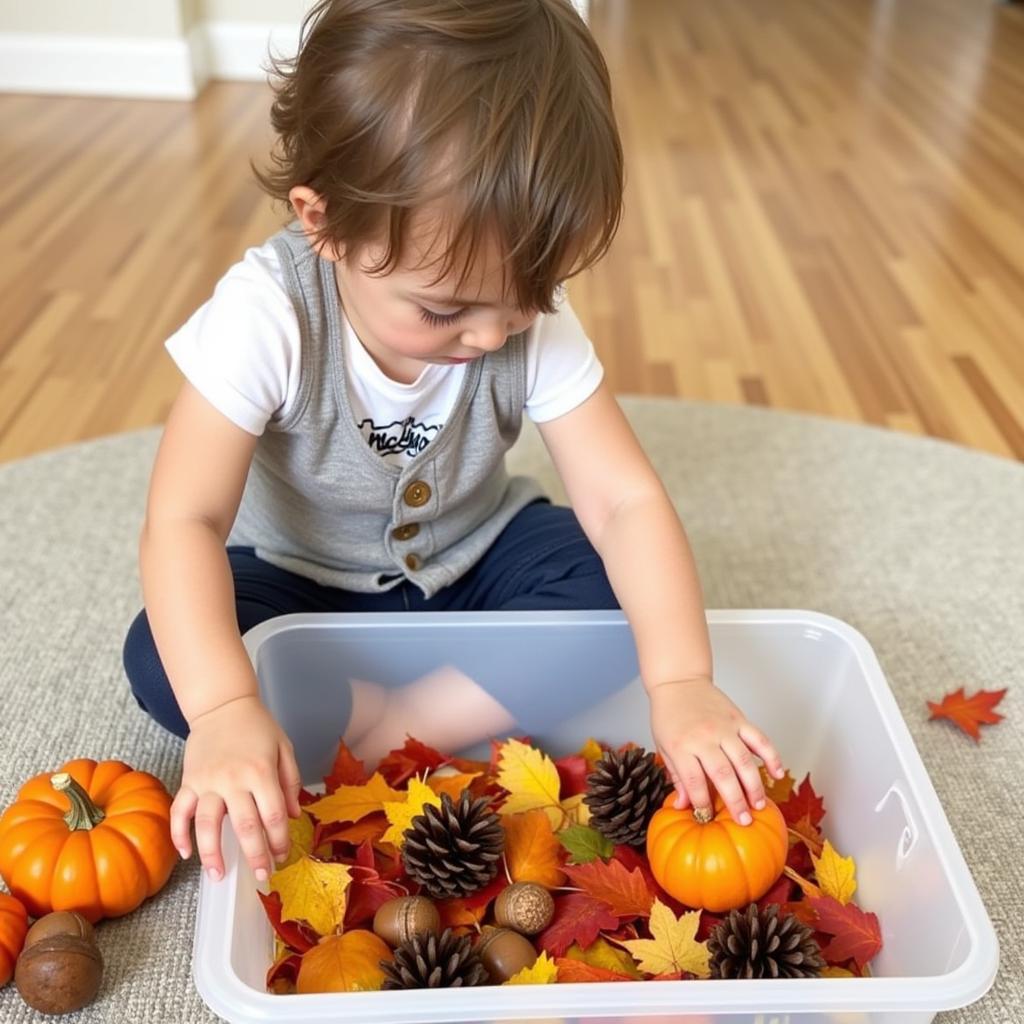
[381,927,489,989]
[583,747,672,846]
[708,903,826,979]
[402,789,504,899]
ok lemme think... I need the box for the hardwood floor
[1,0,1023,462]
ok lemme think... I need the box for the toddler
[123,0,784,885]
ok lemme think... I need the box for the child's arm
[141,382,302,880]
[536,383,785,825]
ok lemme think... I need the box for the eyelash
[419,307,467,328]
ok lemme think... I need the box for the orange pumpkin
[0,891,28,987]
[0,758,177,924]
[646,792,788,912]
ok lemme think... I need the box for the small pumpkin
[0,891,29,987]
[646,792,787,912]
[0,759,177,924]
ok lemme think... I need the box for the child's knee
[122,610,188,738]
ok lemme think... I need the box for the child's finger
[738,723,785,779]
[279,747,303,820]
[226,791,274,882]
[658,747,689,809]
[195,792,227,881]
[170,785,198,859]
[254,783,292,867]
[698,750,751,825]
[721,737,767,810]
[676,752,712,816]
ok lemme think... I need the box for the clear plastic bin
[192,610,998,1024]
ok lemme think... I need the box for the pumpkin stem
[51,772,105,830]
[693,806,714,824]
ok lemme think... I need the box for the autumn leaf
[305,772,404,826]
[554,958,634,982]
[270,856,353,936]
[279,811,315,868]
[620,898,710,979]
[537,892,619,957]
[505,951,559,985]
[823,965,856,978]
[296,930,391,993]
[256,890,318,953]
[576,737,605,768]
[324,741,369,791]
[927,687,1006,742]
[503,810,567,887]
[267,948,302,993]
[377,735,448,787]
[316,814,388,849]
[787,811,824,854]
[558,825,613,865]
[563,859,654,919]
[812,840,857,905]
[559,792,591,829]
[554,754,590,797]
[783,865,823,900]
[382,776,443,847]
[343,845,407,931]
[566,938,642,979]
[806,894,883,970]
[427,770,482,801]
[761,766,795,804]
[497,738,564,828]
[778,774,826,829]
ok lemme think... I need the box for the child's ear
[288,186,343,261]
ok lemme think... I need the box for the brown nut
[24,911,96,951]
[494,882,555,935]
[476,926,537,983]
[15,934,103,1015]
[372,895,441,948]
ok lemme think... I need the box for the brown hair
[254,0,623,314]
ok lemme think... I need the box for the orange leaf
[563,859,654,919]
[927,687,1006,742]
[427,771,483,801]
[438,896,490,931]
[317,814,388,847]
[503,810,567,888]
[324,741,368,791]
[296,930,392,993]
[806,894,883,970]
[554,957,633,982]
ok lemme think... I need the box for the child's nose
[464,325,509,353]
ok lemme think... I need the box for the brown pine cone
[708,903,826,979]
[380,928,489,989]
[583,746,672,846]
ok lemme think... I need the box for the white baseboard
[0,4,587,100]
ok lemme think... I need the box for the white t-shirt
[165,240,604,467]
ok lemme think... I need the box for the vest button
[403,481,432,507]
[392,523,420,541]
[404,553,422,571]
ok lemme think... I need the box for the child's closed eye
[419,306,467,328]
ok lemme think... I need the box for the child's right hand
[170,695,303,883]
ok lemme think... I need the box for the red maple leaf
[807,894,883,970]
[266,950,302,992]
[563,859,654,919]
[537,892,619,957]
[927,687,1006,742]
[377,736,449,786]
[778,775,826,828]
[256,890,317,954]
[324,741,368,791]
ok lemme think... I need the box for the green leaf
[558,824,613,864]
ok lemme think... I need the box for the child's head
[255,0,622,374]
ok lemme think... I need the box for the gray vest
[228,227,545,597]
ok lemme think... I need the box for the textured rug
[0,397,1020,1023]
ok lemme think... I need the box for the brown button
[392,523,420,541]
[404,553,422,571]
[403,481,432,508]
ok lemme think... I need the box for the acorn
[15,934,103,1015]
[494,882,554,935]
[475,926,538,983]
[373,895,441,948]
[24,911,96,950]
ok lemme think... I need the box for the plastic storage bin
[193,609,998,1024]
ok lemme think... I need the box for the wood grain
[1,0,1022,461]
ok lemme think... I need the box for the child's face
[332,212,542,384]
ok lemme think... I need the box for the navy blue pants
[123,500,619,740]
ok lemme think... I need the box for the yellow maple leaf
[576,737,604,767]
[497,738,563,828]
[559,792,591,830]
[620,898,710,978]
[812,839,857,904]
[382,777,443,848]
[279,811,315,868]
[303,773,403,825]
[822,965,856,978]
[505,951,559,985]
[566,938,642,979]
[270,855,353,936]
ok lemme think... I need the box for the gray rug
[0,397,1020,1023]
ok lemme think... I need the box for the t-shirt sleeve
[524,292,605,422]
[164,244,301,436]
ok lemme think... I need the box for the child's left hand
[648,676,785,826]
